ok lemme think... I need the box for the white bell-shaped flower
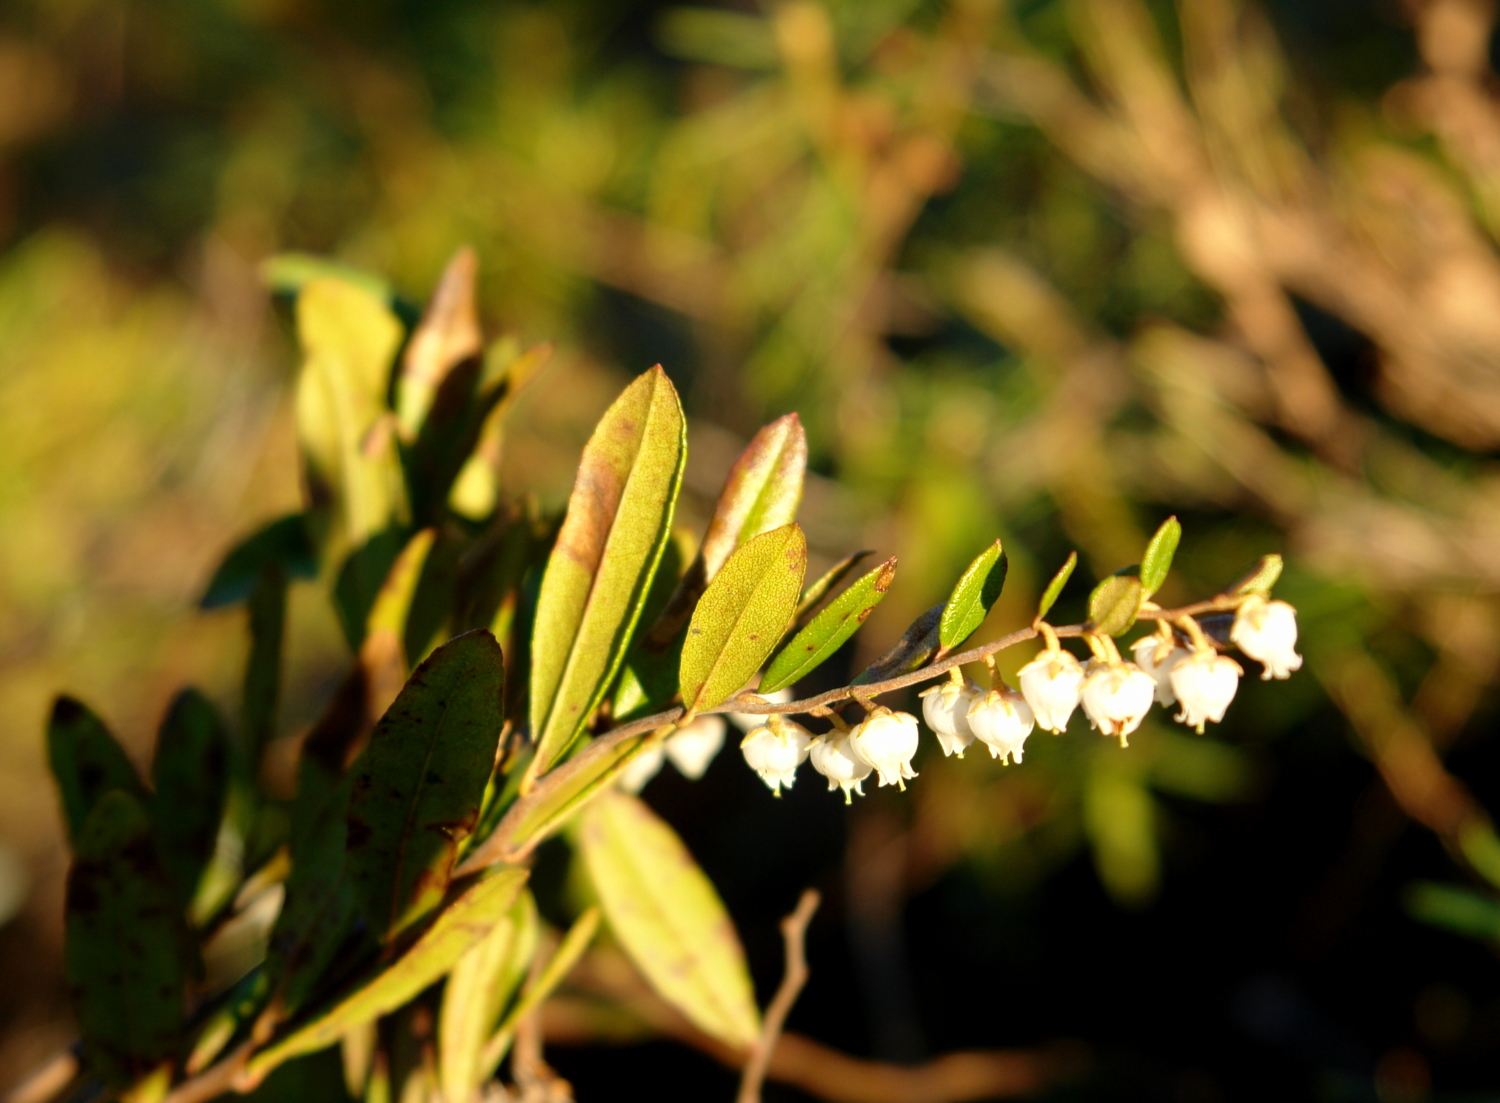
[1131,635,1189,707]
[1231,596,1303,680]
[965,685,1035,765]
[1168,649,1242,733]
[918,676,982,757]
[740,715,813,796]
[617,743,666,793]
[1017,647,1086,733]
[1080,660,1156,745]
[809,733,872,804]
[849,706,921,789]
[664,714,727,779]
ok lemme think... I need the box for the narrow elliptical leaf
[1037,551,1078,620]
[528,367,686,779]
[395,246,483,440]
[1140,517,1182,599]
[760,557,897,694]
[479,907,600,1074]
[48,696,148,845]
[1229,554,1283,597]
[150,689,230,909]
[699,414,807,580]
[793,550,873,621]
[938,540,1008,656]
[1088,574,1143,637]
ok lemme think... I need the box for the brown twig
[737,889,821,1103]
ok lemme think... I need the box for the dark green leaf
[579,792,759,1047]
[760,556,897,694]
[793,550,873,621]
[333,528,407,653]
[347,630,505,943]
[1088,574,1143,637]
[938,540,1007,655]
[200,514,317,610]
[244,869,529,1083]
[151,689,230,910]
[65,791,186,1085]
[1037,551,1077,620]
[851,603,943,686]
[1407,881,1500,941]
[48,696,148,846]
[528,367,686,778]
[243,564,287,764]
[1140,517,1181,598]
[1229,554,1283,597]
[679,524,807,716]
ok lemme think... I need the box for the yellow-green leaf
[938,540,1007,655]
[479,907,600,1075]
[1037,551,1077,621]
[346,630,505,943]
[244,870,529,1083]
[528,367,686,778]
[761,556,897,694]
[1088,574,1143,638]
[793,550,873,621]
[1230,553,1283,596]
[577,792,759,1048]
[1140,517,1181,599]
[699,413,806,580]
[679,524,806,716]
[396,246,483,440]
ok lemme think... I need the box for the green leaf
[245,870,529,1083]
[699,413,806,579]
[1088,574,1143,637]
[396,247,483,441]
[457,730,664,871]
[1407,881,1500,941]
[852,603,943,686]
[200,514,318,609]
[151,689,230,909]
[48,696,148,846]
[449,341,555,521]
[346,630,505,943]
[438,888,538,1103]
[1229,554,1283,597]
[1140,517,1181,599]
[1083,756,1159,907]
[938,540,1008,655]
[243,563,288,764]
[65,791,186,1086]
[479,907,600,1074]
[760,556,897,694]
[679,524,807,716]
[579,792,759,1048]
[333,528,407,652]
[295,277,407,548]
[793,550,873,621]
[528,367,686,777]
[261,254,394,304]
[1037,551,1077,620]
[609,529,693,721]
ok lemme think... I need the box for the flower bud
[1017,647,1086,733]
[617,743,666,794]
[665,714,727,780]
[965,685,1035,765]
[809,733,872,804]
[919,677,982,757]
[1167,649,1242,733]
[740,715,813,796]
[1230,596,1303,680]
[849,706,920,789]
[1131,635,1189,707]
[1080,660,1156,745]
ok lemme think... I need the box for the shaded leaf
[528,367,686,777]
[449,341,555,521]
[65,791,186,1086]
[1037,551,1077,621]
[347,631,505,943]
[396,247,484,440]
[793,550,873,622]
[1088,574,1143,637]
[200,514,317,610]
[679,524,806,716]
[1229,553,1283,597]
[438,888,538,1103]
[852,603,943,686]
[1407,881,1500,941]
[938,540,1007,655]
[243,563,287,764]
[1140,517,1181,599]
[333,528,408,653]
[151,689,230,909]
[1083,756,1159,907]
[48,696,148,845]
[479,907,600,1075]
[245,870,530,1083]
[761,557,897,694]
[578,792,759,1048]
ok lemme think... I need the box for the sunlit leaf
[577,792,759,1048]
[396,246,483,440]
[1140,516,1181,599]
[938,539,1007,655]
[449,341,555,521]
[679,523,806,716]
[48,696,148,846]
[1037,551,1077,621]
[528,367,686,778]
[479,907,600,1074]
[151,689,230,910]
[700,413,807,579]
[761,556,897,694]
[65,791,186,1086]
[1088,574,1142,637]
[793,550,873,621]
[347,631,505,943]
[1229,554,1283,597]
[244,870,529,1083]
[610,529,692,721]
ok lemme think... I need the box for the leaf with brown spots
[65,790,186,1086]
[760,556,897,694]
[527,367,686,780]
[47,696,148,846]
[678,523,807,717]
[346,630,505,943]
[150,689,230,910]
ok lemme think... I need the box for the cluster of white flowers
[735,595,1303,800]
